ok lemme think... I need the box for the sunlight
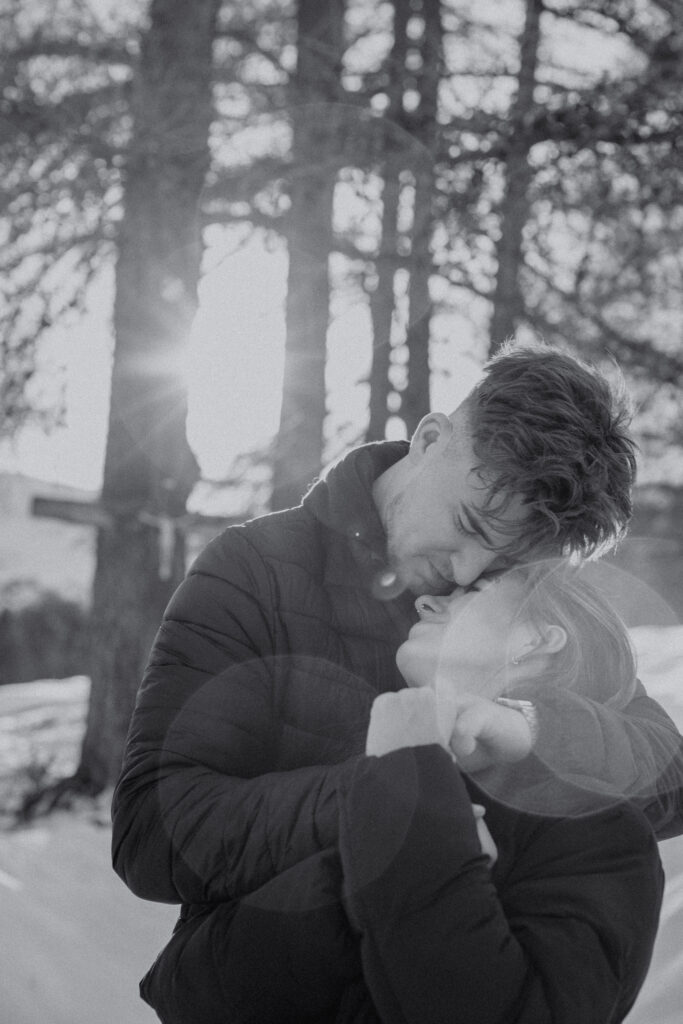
[0,221,488,498]
[186,233,288,481]
[0,236,487,495]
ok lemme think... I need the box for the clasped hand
[365,687,503,865]
[366,687,534,771]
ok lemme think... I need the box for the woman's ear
[514,625,567,664]
[538,625,567,654]
[409,413,453,462]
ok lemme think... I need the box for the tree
[270,0,347,510]
[74,0,222,792]
[0,0,136,435]
[364,0,413,442]
[436,0,683,382]
[332,0,444,443]
[488,0,543,352]
[2,0,222,801]
[399,0,443,436]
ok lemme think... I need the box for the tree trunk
[401,0,441,435]
[366,0,409,443]
[402,168,433,435]
[270,0,346,511]
[366,173,401,442]
[366,0,441,442]
[75,0,220,792]
[489,0,542,353]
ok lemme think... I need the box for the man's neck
[372,458,404,534]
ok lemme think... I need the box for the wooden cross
[31,495,239,580]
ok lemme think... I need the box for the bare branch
[524,263,683,383]
[6,37,136,65]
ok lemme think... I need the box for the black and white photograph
[1,1,682,1022]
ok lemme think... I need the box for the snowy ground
[0,677,177,1024]
[1,628,682,1023]
[0,811,178,1024]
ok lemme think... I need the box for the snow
[0,624,682,1023]
[624,626,683,1023]
[0,813,177,1024]
[0,676,177,1023]
[0,677,90,826]
[630,626,683,727]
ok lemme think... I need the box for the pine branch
[524,263,683,383]
[0,228,110,281]
[5,37,136,65]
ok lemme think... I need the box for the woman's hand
[366,689,534,768]
[365,688,442,757]
[365,690,499,866]
[445,692,535,771]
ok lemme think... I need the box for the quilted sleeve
[529,681,683,838]
[112,527,359,905]
[339,747,663,1024]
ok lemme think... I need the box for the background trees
[5,0,681,468]
[1,0,681,791]
[0,0,135,434]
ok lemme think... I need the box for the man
[112,343,682,998]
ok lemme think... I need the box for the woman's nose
[415,594,450,619]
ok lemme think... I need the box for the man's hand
[366,688,442,757]
[444,693,534,771]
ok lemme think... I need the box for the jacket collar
[303,440,406,554]
[304,440,416,663]
[303,441,412,594]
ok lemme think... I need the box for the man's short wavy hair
[461,341,637,563]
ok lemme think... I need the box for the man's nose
[415,594,450,619]
[448,547,499,588]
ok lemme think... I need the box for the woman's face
[396,573,537,699]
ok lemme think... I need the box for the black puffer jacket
[113,442,415,907]
[136,731,663,1024]
[112,440,679,1019]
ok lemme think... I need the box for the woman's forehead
[446,568,524,599]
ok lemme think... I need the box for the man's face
[381,407,525,594]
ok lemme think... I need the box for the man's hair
[509,561,637,709]
[463,341,637,562]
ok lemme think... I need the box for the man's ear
[409,413,453,462]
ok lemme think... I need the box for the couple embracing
[113,343,682,1024]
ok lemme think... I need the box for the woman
[141,562,663,1024]
[374,560,641,804]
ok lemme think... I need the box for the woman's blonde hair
[510,560,637,709]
